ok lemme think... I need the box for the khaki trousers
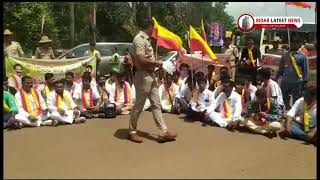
[129,71,168,135]
[239,117,282,135]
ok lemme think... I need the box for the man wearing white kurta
[109,73,135,115]
[159,73,180,113]
[15,76,53,127]
[189,77,215,119]
[47,80,86,124]
[205,80,242,128]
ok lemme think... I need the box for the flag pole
[188,29,194,89]
[284,3,291,48]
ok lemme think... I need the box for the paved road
[4,112,316,179]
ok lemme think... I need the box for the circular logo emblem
[237,14,255,33]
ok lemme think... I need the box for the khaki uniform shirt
[4,41,25,57]
[35,47,55,59]
[132,31,156,71]
[221,45,239,66]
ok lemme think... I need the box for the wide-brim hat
[39,36,52,43]
[4,29,13,36]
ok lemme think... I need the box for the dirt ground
[4,112,316,179]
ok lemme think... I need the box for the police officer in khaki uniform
[221,34,239,81]
[128,19,177,143]
[4,29,25,57]
[34,36,55,59]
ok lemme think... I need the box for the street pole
[284,3,291,48]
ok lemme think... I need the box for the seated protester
[172,71,181,88]
[188,76,215,120]
[73,74,105,119]
[105,70,118,92]
[280,83,317,144]
[206,64,216,91]
[204,80,242,128]
[84,65,97,88]
[195,71,209,89]
[15,76,56,127]
[257,67,285,112]
[214,66,229,85]
[109,72,135,115]
[232,88,283,138]
[128,75,136,103]
[64,71,78,96]
[48,80,86,125]
[3,88,19,129]
[177,63,190,88]
[4,76,17,96]
[235,78,258,107]
[178,75,197,113]
[212,73,233,99]
[96,75,110,106]
[37,73,56,101]
[159,73,180,113]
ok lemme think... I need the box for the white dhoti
[239,117,282,134]
[15,113,50,127]
[50,110,75,124]
[161,101,172,113]
[208,111,238,128]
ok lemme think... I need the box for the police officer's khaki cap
[4,29,13,35]
[39,36,52,43]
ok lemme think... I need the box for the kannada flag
[286,2,312,9]
[152,17,185,53]
[201,19,207,42]
[189,25,217,61]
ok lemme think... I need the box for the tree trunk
[147,2,151,20]
[69,2,74,47]
[89,2,96,44]
[132,2,136,24]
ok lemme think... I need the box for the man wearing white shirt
[109,73,135,115]
[64,71,79,96]
[73,74,104,119]
[37,73,56,101]
[47,80,86,125]
[235,79,257,110]
[188,76,215,120]
[177,63,190,88]
[15,76,56,127]
[159,73,180,113]
[204,80,242,128]
[280,84,317,144]
[8,64,23,90]
[257,67,285,112]
[177,76,196,113]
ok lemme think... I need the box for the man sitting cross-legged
[188,76,215,120]
[47,79,86,125]
[177,75,197,114]
[15,76,56,127]
[73,74,105,119]
[38,73,56,101]
[204,79,242,128]
[159,73,180,114]
[279,83,317,144]
[109,72,135,115]
[231,88,283,138]
[96,75,110,107]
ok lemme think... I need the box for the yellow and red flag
[189,25,217,61]
[151,17,185,53]
[286,2,312,9]
[201,19,207,42]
